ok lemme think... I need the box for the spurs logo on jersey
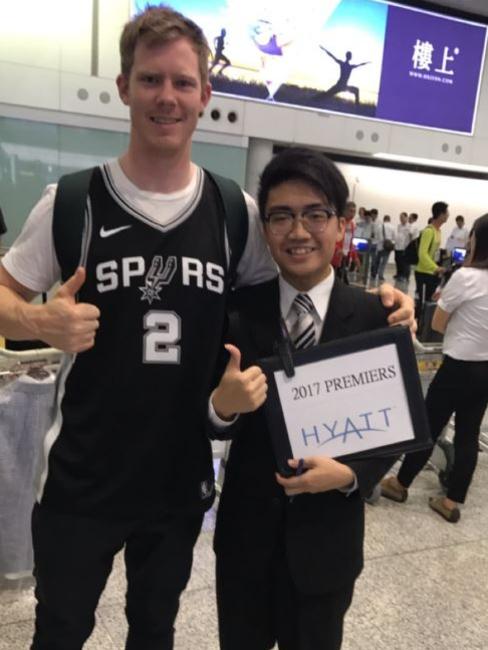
[140,256,177,304]
[96,255,225,296]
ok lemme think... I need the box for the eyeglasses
[264,207,336,236]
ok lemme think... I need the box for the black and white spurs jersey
[39,166,231,518]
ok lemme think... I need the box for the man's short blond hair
[120,4,211,86]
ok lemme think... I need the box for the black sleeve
[346,454,399,499]
[206,298,248,442]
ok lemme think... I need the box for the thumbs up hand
[32,267,101,353]
[211,344,268,421]
[56,266,87,302]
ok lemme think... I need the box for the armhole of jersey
[52,168,94,282]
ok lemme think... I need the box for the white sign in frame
[274,343,415,459]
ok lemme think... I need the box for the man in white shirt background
[446,215,469,255]
[371,215,396,282]
[394,212,411,282]
[355,208,373,239]
[404,212,420,283]
[408,213,419,241]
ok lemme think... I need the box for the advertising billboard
[132,0,488,134]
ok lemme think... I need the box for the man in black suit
[210,148,398,650]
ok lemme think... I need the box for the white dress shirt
[409,224,420,241]
[355,220,373,240]
[377,222,396,251]
[395,224,411,251]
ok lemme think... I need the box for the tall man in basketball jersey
[0,5,414,650]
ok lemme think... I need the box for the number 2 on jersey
[143,311,181,364]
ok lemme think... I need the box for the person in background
[333,200,358,284]
[404,213,419,280]
[408,212,419,239]
[381,214,488,523]
[394,212,411,281]
[211,147,399,650]
[446,215,469,255]
[414,201,449,317]
[354,209,374,280]
[368,208,380,276]
[371,215,395,282]
[355,208,373,239]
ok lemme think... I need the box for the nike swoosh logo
[100,225,132,238]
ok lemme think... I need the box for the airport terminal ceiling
[418,0,488,18]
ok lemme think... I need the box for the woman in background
[381,214,488,522]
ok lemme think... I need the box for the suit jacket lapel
[243,277,357,357]
[320,279,355,343]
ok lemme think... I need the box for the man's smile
[285,246,318,256]
[150,116,182,124]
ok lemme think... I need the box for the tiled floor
[1,453,488,649]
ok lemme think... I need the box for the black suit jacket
[213,277,398,594]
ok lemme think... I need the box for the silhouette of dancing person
[319,47,370,105]
[209,28,231,75]
[250,19,293,100]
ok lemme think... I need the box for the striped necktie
[291,293,316,350]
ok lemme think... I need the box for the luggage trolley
[0,347,62,588]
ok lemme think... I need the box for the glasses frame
[264,206,337,236]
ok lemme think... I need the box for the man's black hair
[258,148,349,220]
[432,201,448,220]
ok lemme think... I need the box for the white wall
[1,0,488,171]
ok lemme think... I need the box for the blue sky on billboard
[130,0,487,134]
